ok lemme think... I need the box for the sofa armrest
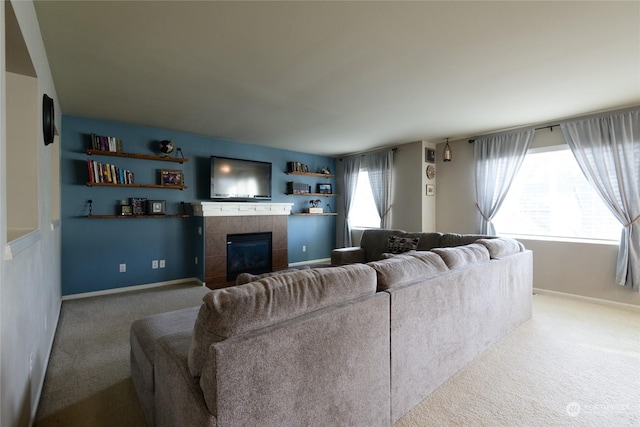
[331,247,366,265]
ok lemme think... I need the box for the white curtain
[364,149,394,229]
[340,155,361,247]
[561,108,640,290]
[474,130,534,235]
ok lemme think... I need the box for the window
[493,146,621,241]
[349,170,381,228]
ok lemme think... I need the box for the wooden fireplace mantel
[192,202,293,217]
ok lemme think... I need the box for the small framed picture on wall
[426,184,435,196]
[425,148,436,163]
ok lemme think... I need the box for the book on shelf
[90,133,123,152]
[87,158,133,184]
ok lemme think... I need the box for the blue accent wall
[61,115,336,296]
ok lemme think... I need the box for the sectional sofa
[130,233,532,426]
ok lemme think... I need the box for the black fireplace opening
[226,232,273,281]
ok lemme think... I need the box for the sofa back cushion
[431,243,490,269]
[360,229,408,262]
[235,266,310,285]
[367,251,448,291]
[188,264,377,377]
[440,233,494,247]
[360,229,444,261]
[476,237,525,258]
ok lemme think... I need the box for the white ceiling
[33,1,640,156]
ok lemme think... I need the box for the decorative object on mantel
[321,166,332,175]
[443,138,452,162]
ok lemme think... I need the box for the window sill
[499,233,619,246]
[5,229,42,260]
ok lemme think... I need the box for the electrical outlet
[302,245,307,252]
[119,263,126,273]
[152,260,159,269]
[159,260,166,268]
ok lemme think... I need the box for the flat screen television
[210,156,272,201]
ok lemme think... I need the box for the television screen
[210,156,272,201]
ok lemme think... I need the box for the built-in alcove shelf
[86,149,188,163]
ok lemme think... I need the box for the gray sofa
[331,229,493,265]
[131,235,532,426]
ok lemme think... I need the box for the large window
[493,146,621,241]
[349,170,381,228]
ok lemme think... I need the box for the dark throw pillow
[387,235,420,254]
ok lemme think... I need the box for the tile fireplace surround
[192,202,293,288]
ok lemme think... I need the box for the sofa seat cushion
[130,306,201,393]
[188,264,377,376]
[476,237,524,258]
[367,251,448,291]
[431,243,490,269]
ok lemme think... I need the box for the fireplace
[226,232,273,281]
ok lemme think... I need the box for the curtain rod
[339,147,397,161]
[467,124,560,143]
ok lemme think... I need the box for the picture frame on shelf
[161,169,184,187]
[147,200,166,215]
[130,198,148,215]
[119,205,132,216]
[317,183,332,194]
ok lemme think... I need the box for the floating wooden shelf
[86,182,187,190]
[285,192,336,197]
[285,171,334,178]
[86,149,188,163]
[291,213,338,216]
[88,214,190,219]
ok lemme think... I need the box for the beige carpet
[35,284,639,426]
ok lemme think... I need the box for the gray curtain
[341,155,361,247]
[364,149,394,229]
[474,130,534,235]
[561,108,640,290]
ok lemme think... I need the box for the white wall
[1,1,62,426]
[391,140,436,232]
[435,127,640,307]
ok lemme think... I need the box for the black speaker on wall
[43,94,54,145]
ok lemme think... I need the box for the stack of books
[90,133,122,152]
[87,159,134,184]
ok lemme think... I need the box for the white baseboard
[62,277,205,301]
[533,288,640,312]
[289,258,331,267]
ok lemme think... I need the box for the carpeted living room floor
[34,282,639,427]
